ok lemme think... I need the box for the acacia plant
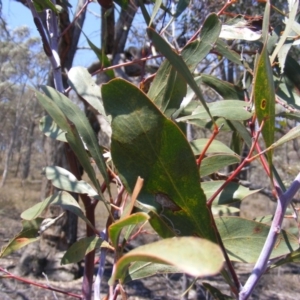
[2,0,300,299]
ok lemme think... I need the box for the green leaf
[269,248,300,269]
[254,40,275,174]
[149,0,162,26]
[177,100,252,122]
[175,0,190,17]
[111,237,223,283]
[124,261,180,283]
[214,39,242,66]
[41,86,109,192]
[43,166,98,197]
[147,60,187,117]
[182,14,221,71]
[200,154,240,177]
[80,34,115,79]
[147,28,214,122]
[138,0,151,24]
[217,217,298,263]
[202,282,234,300]
[109,212,150,249]
[0,219,42,258]
[200,74,244,100]
[202,181,259,205]
[35,90,101,194]
[190,139,237,156]
[270,0,298,65]
[102,79,217,241]
[33,0,59,13]
[58,68,109,122]
[268,124,300,151]
[21,191,96,231]
[39,115,67,142]
[61,236,104,264]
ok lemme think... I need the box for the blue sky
[3,0,102,66]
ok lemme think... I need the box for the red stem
[0,267,82,299]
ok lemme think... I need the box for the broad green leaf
[124,261,180,283]
[202,282,234,300]
[39,115,67,142]
[254,40,275,173]
[41,86,109,192]
[80,33,115,79]
[61,236,104,264]
[35,90,101,194]
[200,154,240,177]
[147,60,186,117]
[149,0,162,26]
[0,219,42,258]
[202,181,259,205]
[182,14,221,71]
[111,237,223,283]
[68,67,110,122]
[102,79,217,241]
[217,217,298,263]
[191,139,236,156]
[109,212,150,249]
[200,74,244,100]
[43,166,98,197]
[21,191,96,231]
[147,28,214,122]
[177,100,252,122]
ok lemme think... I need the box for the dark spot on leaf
[253,226,262,234]
[261,99,267,110]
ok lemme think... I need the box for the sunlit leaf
[39,115,67,142]
[202,181,259,204]
[177,100,252,122]
[35,90,101,194]
[43,166,98,197]
[190,139,236,156]
[149,0,162,26]
[0,219,42,258]
[109,212,150,249]
[41,86,109,192]
[217,217,298,262]
[200,154,240,177]
[102,79,217,241]
[110,237,223,283]
[21,191,96,231]
[124,261,179,283]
